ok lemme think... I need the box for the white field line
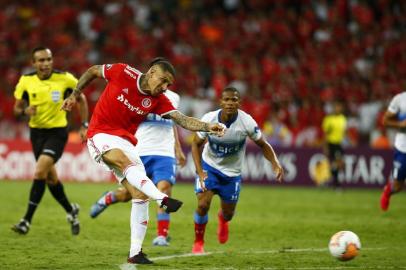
[118,247,390,269]
[150,247,386,261]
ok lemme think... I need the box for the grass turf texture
[0,181,405,270]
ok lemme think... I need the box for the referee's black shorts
[30,127,68,162]
[327,143,343,161]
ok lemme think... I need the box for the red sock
[157,220,170,237]
[218,211,227,224]
[194,223,206,243]
[384,182,392,196]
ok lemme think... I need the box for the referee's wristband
[81,121,89,128]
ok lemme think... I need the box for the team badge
[51,91,61,103]
[106,64,112,70]
[142,98,152,108]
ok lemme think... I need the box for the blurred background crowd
[0,0,405,148]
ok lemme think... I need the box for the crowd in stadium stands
[0,0,404,147]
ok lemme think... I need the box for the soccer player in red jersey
[61,59,225,264]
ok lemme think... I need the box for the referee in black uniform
[12,47,89,235]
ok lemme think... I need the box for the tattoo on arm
[74,65,103,97]
[169,111,209,132]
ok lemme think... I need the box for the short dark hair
[32,46,51,60]
[149,57,176,78]
[222,86,240,97]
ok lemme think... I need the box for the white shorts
[87,133,147,182]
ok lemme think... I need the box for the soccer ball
[328,231,361,261]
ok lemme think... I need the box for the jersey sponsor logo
[122,88,129,94]
[142,98,152,108]
[51,91,61,103]
[208,137,245,157]
[117,94,147,115]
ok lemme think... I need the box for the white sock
[124,165,167,205]
[129,199,149,257]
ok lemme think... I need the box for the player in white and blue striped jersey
[381,91,406,211]
[191,87,284,254]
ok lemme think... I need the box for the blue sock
[157,212,170,221]
[194,211,208,224]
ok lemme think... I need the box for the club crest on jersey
[105,64,112,70]
[142,98,152,108]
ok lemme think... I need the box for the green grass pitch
[0,181,405,269]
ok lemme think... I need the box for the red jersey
[87,63,176,145]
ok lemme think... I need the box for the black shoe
[127,250,153,264]
[160,197,183,213]
[67,203,80,235]
[11,219,30,235]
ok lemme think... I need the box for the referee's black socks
[24,179,46,223]
[47,181,73,213]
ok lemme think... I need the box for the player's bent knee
[222,212,234,221]
[197,202,211,213]
[34,169,49,180]
[45,178,58,185]
[393,181,404,192]
[102,149,132,171]
[157,181,172,195]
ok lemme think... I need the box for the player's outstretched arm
[61,65,103,111]
[191,133,208,191]
[383,110,406,130]
[168,111,225,136]
[254,136,284,182]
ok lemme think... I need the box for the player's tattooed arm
[168,111,226,136]
[62,65,103,111]
[169,111,210,131]
[73,65,103,98]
